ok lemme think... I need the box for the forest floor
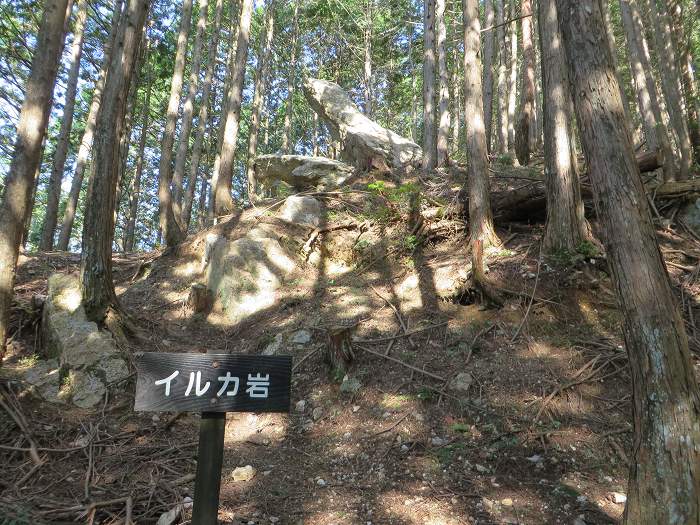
[2,157,700,525]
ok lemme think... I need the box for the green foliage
[495,153,515,166]
[548,241,599,267]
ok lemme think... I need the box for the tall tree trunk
[281,0,299,154]
[514,0,534,166]
[172,0,209,220]
[538,0,589,253]
[182,0,223,229]
[557,2,700,523]
[422,0,437,171]
[451,8,461,152]
[506,0,518,155]
[494,0,508,155]
[0,0,71,354]
[245,0,275,202]
[81,0,148,323]
[409,21,418,143]
[435,0,450,166]
[39,0,88,251]
[619,0,674,180]
[124,40,152,253]
[645,0,693,179]
[463,0,499,248]
[602,0,635,136]
[363,0,373,117]
[481,0,495,154]
[212,0,253,216]
[57,0,123,251]
[157,0,192,246]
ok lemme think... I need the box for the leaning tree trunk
[0,0,71,355]
[57,0,123,251]
[435,0,450,166]
[538,0,590,253]
[81,0,148,323]
[281,0,299,154]
[514,0,534,166]
[244,0,276,202]
[557,2,700,523]
[422,0,437,172]
[171,0,209,221]
[507,0,518,155]
[481,0,495,155]
[39,0,88,251]
[157,0,192,246]
[212,0,253,216]
[463,0,499,248]
[495,0,508,155]
[181,0,224,229]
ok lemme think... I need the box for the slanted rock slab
[303,78,422,170]
[254,154,354,190]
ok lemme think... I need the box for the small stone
[431,436,447,447]
[343,431,352,439]
[502,498,513,506]
[576,495,588,505]
[231,465,256,482]
[269,517,279,523]
[316,478,326,487]
[182,497,193,509]
[352,405,360,412]
[451,372,473,393]
[291,329,312,345]
[611,492,627,504]
[246,434,271,446]
[572,515,587,525]
[475,464,488,473]
[340,376,362,394]
[312,407,323,421]
[263,334,284,356]
[295,400,307,412]
[526,454,543,463]
[400,445,410,453]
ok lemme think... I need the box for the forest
[1,0,700,523]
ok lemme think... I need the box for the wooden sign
[134,353,292,413]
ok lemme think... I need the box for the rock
[312,407,323,421]
[290,329,312,344]
[263,333,284,356]
[576,495,588,505]
[19,358,62,403]
[246,434,271,446]
[611,492,627,504]
[295,400,307,412]
[303,78,422,170]
[316,478,327,487]
[278,196,323,227]
[502,498,513,506]
[431,436,447,447]
[679,198,700,237]
[254,154,354,191]
[451,372,473,393]
[475,464,488,473]
[40,274,129,408]
[339,375,362,394]
[156,505,182,525]
[231,465,256,482]
[526,454,543,463]
[572,516,587,525]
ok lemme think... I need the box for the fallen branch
[356,344,446,382]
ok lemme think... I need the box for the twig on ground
[353,321,448,344]
[356,344,446,382]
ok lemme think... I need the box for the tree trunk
[244,0,275,202]
[281,0,299,154]
[494,0,508,155]
[462,0,499,248]
[157,0,192,246]
[57,0,124,251]
[409,21,418,143]
[0,0,71,354]
[435,0,450,166]
[39,0,88,251]
[451,10,461,152]
[514,0,534,166]
[172,0,209,220]
[422,0,437,171]
[481,0,495,155]
[645,0,693,179]
[507,0,518,154]
[602,0,635,136]
[538,0,590,253]
[181,0,223,229]
[363,0,373,117]
[212,0,253,216]
[81,0,148,323]
[557,2,700,523]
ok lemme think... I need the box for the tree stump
[188,283,211,314]
[324,325,356,374]
[471,239,504,308]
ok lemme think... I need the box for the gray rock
[20,358,62,403]
[254,154,354,191]
[303,78,422,170]
[278,196,323,227]
[290,329,312,345]
[451,372,473,393]
[231,465,256,482]
[68,370,106,409]
[312,407,323,421]
[263,333,284,356]
[340,376,362,394]
[295,400,307,412]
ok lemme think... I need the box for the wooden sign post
[134,353,292,524]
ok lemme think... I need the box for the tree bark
[181,0,223,229]
[537,0,590,253]
[57,0,124,251]
[451,10,461,152]
[157,0,192,246]
[39,0,88,251]
[435,0,450,166]
[172,0,209,221]
[481,0,495,155]
[363,0,373,118]
[514,0,534,166]
[281,0,299,154]
[0,0,71,354]
[81,0,148,323]
[422,0,437,171]
[212,0,253,216]
[494,0,508,155]
[245,0,275,202]
[462,0,499,248]
[557,2,700,523]
[506,0,518,154]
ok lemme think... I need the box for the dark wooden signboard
[134,353,292,413]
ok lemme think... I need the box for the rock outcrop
[254,154,354,191]
[303,78,422,170]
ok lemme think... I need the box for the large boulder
[37,274,130,408]
[254,154,354,191]
[303,78,422,170]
